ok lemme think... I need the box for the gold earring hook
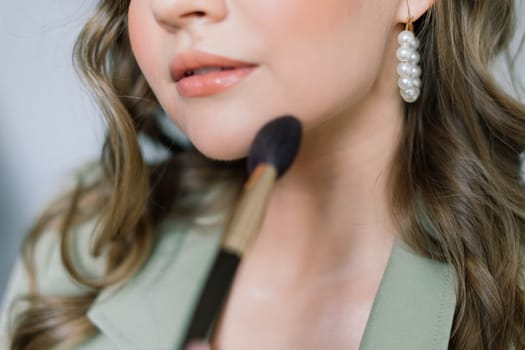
[405,0,414,32]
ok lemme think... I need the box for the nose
[152,0,227,31]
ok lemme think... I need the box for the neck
[253,87,403,283]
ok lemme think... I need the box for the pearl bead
[401,88,420,103]
[410,51,421,64]
[398,31,415,46]
[412,78,422,88]
[411,37,420,49]
[398,77,413,90]
[397,62,413,77]
[411,65,422,77]
[396,46,414,61]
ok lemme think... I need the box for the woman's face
[128,0,407,160]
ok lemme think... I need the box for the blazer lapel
[87,219,224,350]
[359,241,457,350]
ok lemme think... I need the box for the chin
[187,128,251,161]
[181,111,261,161]
[193,142,247,161]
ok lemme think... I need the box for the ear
[396,0,436,23]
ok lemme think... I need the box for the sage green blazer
[0,216,456,350]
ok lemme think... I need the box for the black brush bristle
[246,115,302,178]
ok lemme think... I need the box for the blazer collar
[88,222,456,350]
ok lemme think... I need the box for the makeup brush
[181,115,303,349]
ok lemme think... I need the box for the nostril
[182,11,206,18]
[156,10,207,31]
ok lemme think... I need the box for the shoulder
[0,219,106,348]
[0,162,107,345]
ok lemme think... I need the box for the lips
[170,51,258,83]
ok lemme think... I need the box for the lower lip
[176,66,257,98]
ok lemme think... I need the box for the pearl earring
[396,19,421,103]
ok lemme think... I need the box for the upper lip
[170,50,258,82]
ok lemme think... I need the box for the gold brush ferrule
[221,164,278,256]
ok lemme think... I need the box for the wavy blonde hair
[8,0,525,349]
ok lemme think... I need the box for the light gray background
[0,1,103,300]
[1,1,524,301]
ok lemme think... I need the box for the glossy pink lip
[175,66,257,97]
[170,50,258,98]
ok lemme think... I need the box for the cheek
[128,1,147,63]
[244,0,388,123]
[128,1,163,85]
[242,0,360,38]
